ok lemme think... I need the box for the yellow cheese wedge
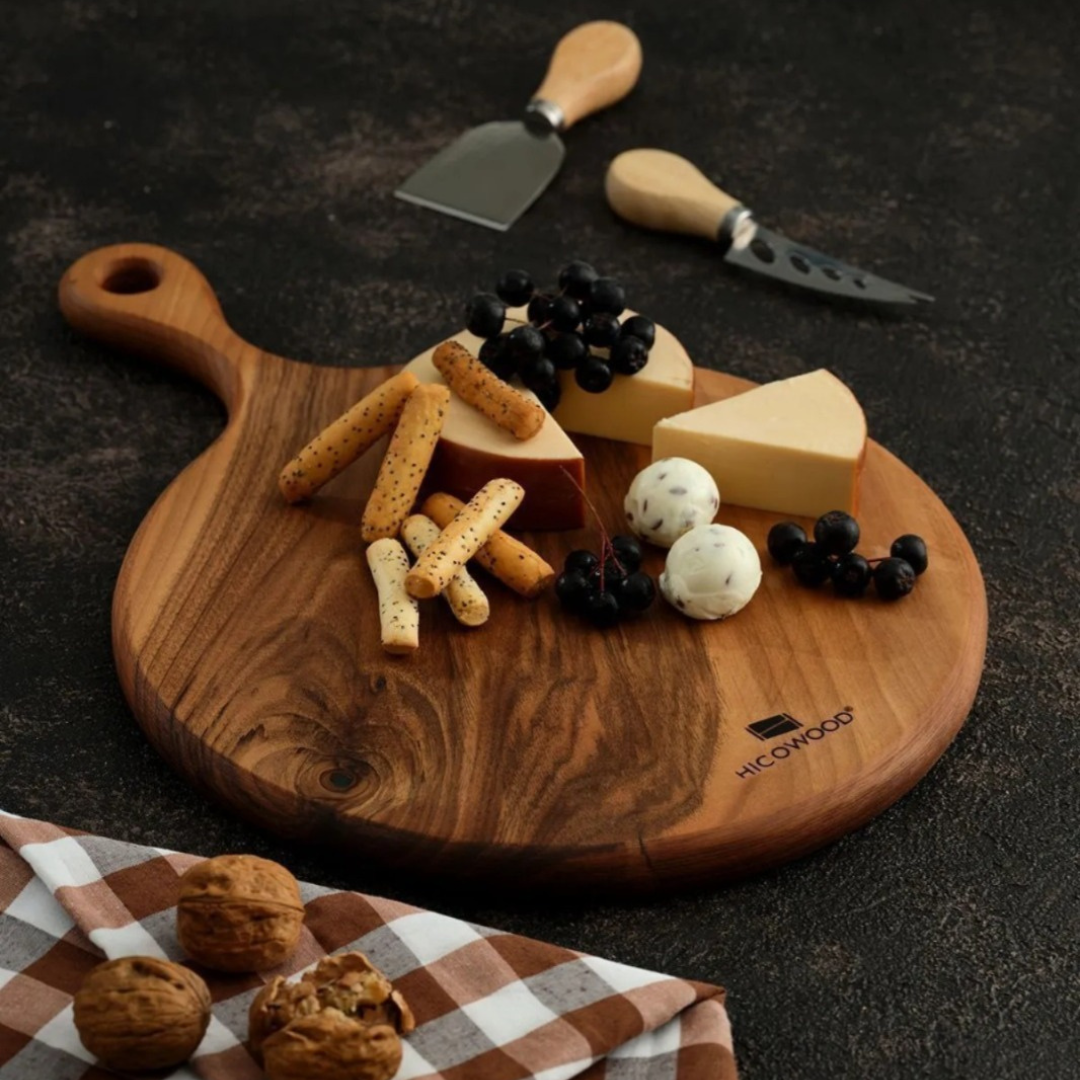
[652,369,867,518]
[404,310,695,528]
[551,316,694,445]
[405,343,585,529]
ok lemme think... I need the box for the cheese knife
[605,149,933,305]
[395,21,642,231]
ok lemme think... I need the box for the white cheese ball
[660,524,762,621]
[624,458,720,548]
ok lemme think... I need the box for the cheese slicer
[395,21,642,231]
[605,149,934,305]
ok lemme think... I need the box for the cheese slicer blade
[395,21,642,231]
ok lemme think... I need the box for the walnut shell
[263,1011,402,1080]
[177,853,304,972]
[250,952,415,1066]
[73,956,211,1071]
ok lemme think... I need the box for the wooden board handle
[605,149,743,240]
[531,21,642,131]
[58,243,257,411]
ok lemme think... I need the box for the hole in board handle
[100,257,162,295]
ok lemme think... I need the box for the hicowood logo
[736,708,855,779]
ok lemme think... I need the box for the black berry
[832,553,872,597]
[548,295,582,333]
[465,293,506,339]
[555,570,592,614]
[610,336,649,375]
[595,557,628,589]
[558,260,599,299]
[874,557,916,600]
[575,355,614,393]
[610,534,643,573]
[564,550,599,575]
[506,324,545,361]
[814,510,860,556]
[610,571,656,614]
[791,542,832,587]
[545,331,587,370]
[620,315,656,348]
[478,336,517,381]
[584,590,620,628]
[533,377,561,413]
[495,269,535,307]
[582,312,621,348]
[767,522,808,564]
[519,355,557,393]
[891,534,928,575]
[527,293,554,326]
[587,277,626,316]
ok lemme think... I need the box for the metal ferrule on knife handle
[716,205,756,254]
[523,99,566,136]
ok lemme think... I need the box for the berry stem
[558,466,623,590]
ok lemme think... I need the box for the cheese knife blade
[395,22,642,232]
[605,149,933,306]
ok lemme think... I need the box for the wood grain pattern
[606,149,743,240]
[532,21,643,130]
[58,243,987,891]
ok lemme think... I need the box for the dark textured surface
[1,2,1078,1077]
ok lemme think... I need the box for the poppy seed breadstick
[360,383,451,543]
[401,514,490,627]
[366,539,419,654]
[421,492,555,598]
[405,479,524,600]
[278,371,419,503]
[432,340,546,441]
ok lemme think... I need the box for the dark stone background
[2,1,1077,1077]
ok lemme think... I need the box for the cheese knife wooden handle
[528,22,643,132]
[604,149,934,305]
[605,149,741,238]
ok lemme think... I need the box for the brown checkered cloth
[0,812,736,1079]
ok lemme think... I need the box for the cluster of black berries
[768,511,929,600]
[555,534,656,628]
[463,261,656,412]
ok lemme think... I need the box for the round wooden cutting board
[59,244,987,891]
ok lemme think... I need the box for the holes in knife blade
[749,237,776,264]
[822,267,842,281]
[853,277,868,290]
[789,253,811,274]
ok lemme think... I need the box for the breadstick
[405,479,524,599]
[360,384,451,543]
[432,340,545,441]
[421,492,555,598]
[401,515,490,627]
[365,539,419,654]
[279,371,419,503]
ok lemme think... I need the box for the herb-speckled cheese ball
[660,524,762,620]
[624,458,720,548]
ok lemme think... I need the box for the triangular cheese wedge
[405,311,694,529]
[652,369,867,518]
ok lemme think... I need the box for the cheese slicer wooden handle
[527,21,643,132]
[604,149,742,239]
[57,243,264,412]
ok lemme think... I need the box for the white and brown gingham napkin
[0,811,736,1080]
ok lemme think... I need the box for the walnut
[177,853,304,972]
[73,956,211,1070]
[263,1011,402,1080]
[250,952,415,1070]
